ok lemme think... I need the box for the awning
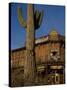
[37,65,46,72]
[50,66,63,69]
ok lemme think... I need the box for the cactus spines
[18,4,44,86]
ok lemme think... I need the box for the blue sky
[11,3,65,50]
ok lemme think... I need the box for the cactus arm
[35,10,40,20]
[38,11,44,26]
[34,10,40,29]
[18,7,27,28]
[34,10,44,30]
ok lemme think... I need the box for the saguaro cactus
[18,4,43,86]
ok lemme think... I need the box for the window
[51,51,57,56]
[50,50,60,61]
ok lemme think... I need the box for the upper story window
[51,51,57,56]
[50,50,60,61]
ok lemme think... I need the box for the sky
[10,3,65,50]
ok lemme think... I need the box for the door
[51,70,60,84]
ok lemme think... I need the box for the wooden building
[11,30,65,86]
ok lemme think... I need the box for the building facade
[11,30,65,86]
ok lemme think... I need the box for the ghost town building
[10,30,65,87]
